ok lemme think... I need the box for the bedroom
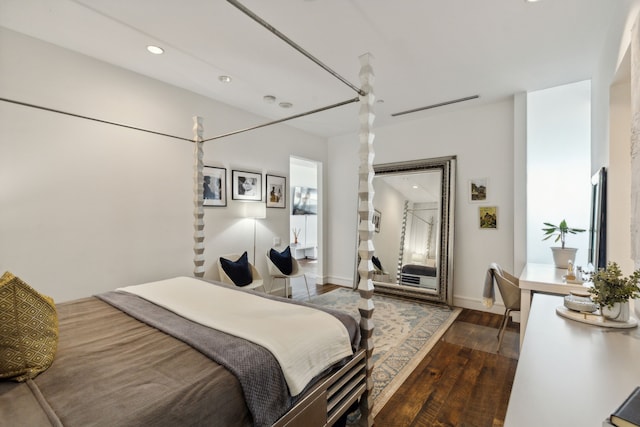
[1,0,639,425]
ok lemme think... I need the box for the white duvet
[118,276,353,395]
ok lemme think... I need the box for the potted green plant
[542,219,586,268]
[588,262,640,321]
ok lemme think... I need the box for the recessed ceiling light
[218,75,232,83]
[263,95,276,104]
[279,102,293,109]
[412,185,419,189]
[146,45,164,55]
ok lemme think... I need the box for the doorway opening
[290,156,321,287]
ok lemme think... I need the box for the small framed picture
[373,209,381,233]
[479,206,497,229]
[232,170,262,201]
[266,174,286,208]
[469,178,488,203]
[203,166,226,207]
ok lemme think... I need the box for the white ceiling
[379,171,442,204]
[1,0,638,138]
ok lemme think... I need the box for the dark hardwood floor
[291,277,520,427]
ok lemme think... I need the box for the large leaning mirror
[360,156,456,305]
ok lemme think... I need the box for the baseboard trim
[453,295,505,314]
[325,276,356,288]
[453,295,520,322]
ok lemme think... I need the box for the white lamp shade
[244,202,266,219]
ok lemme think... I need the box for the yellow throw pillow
[0,272,59,382]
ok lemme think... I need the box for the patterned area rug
[308,288,461,416]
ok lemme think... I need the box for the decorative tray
[556,306,638,329]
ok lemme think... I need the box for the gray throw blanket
[483,262,503,308]
[97,288,359,427]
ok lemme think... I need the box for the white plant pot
[602,301,631,322]
[551,247,578,269]
[634,297,640,320]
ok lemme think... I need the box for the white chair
[492,265,521,353]
[217,253,265,291]
[266,249,311,300]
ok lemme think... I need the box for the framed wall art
[469,178,488,203]
[203,166,226,207]
[373,209,381,233]
[266,174,286,208]
[292,187,317,215]
[232,170,262,201]
[479,206,497,229]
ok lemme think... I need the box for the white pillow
[411,252,426,264]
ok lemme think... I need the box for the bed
[0,3,377,425]
[0,58,376,427]
[0,276,365,427]
[400,262,438,289]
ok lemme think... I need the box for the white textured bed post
[193,116,205,278]
[357,52,375,427]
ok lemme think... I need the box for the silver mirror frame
[355,156,456,305]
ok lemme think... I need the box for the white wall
[0,28,326,301]
[591,3,640,177]
[591,5,640,275]
[513,92,528,273]
[326,131,360,287]
[327,99,515,312]
[609,78,634,273]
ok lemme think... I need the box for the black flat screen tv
[588,167,607,270]
[292,186,317,215]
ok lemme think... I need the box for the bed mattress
[0,281,360,427]
[1,296,252,427]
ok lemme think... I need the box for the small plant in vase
[542,219,586,268]
[292,228,301,245]
[588,262,640,321]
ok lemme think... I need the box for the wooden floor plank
[457,352,513,427]
[376,342,469,427]
[430,346,487,427]
[492,356,518,427]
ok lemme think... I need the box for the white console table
[518,263,591,348]
[505,294,640,427]
[290,243,316,260]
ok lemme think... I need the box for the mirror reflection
[368,157,455,305]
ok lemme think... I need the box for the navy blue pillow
[270,246,293,275]
[220,252,253,286]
